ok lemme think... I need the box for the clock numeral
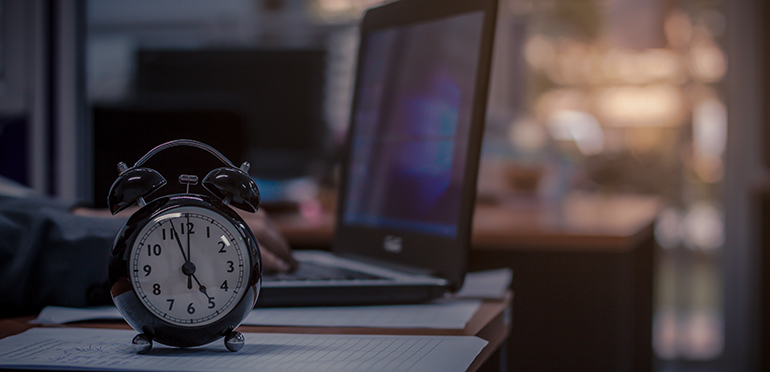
[143,265,152,276]
[162,229,166,240]
[208,298,216,309]
[207,226,210,239]
[180,222,195,235]
[167,298,174,310]
[218,241,227,253]
[220,280,229,292]
[148,244,161,257]
[227,261,235,273]
[187,303,196,314]
[153,283,161,295]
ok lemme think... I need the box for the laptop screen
[342,12,485,238]
[335,0,497,289]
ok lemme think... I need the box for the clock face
[129,206,251,327]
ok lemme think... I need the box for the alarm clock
[107,139,262,354]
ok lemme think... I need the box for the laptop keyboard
[263,261,388,282]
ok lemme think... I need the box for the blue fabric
[0,195,126,316]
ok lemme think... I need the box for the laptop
[258,0,498,307]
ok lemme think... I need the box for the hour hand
[181,261,196,290]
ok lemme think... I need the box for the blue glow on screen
[343,11,484,238]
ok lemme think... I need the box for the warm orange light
[534,88,589,122]
[524,34,555,70]
[508,117,548,153]
[595,84,685,127]
[318,0,352,12]
[664,11,693,47]
[313,0,387,19]
[639,49,686,83]
[688,37,727,83]
[601,49,685,85]
[530,39,687,86]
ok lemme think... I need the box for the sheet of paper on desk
[0,328,487,372]
[33,301,480,329]
[453,268,512,299]
[31,305,122,325]
[244,299,480,329]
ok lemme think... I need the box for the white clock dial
[130,206,251,327]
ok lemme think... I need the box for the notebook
[258,0,498,307]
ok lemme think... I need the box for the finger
[245,210,298,268]
[260,247,290,273]
[260,215,298,266]
[254,225,298,270]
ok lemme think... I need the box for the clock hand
[171,224,189,262]
[186,214,191,265]
[171,225,193,289]
[191,274,214,301]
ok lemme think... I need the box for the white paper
[33,300,479,329]
[244,299,480,329]
[0,328,487,372]
[453,268,512,299]
[31,306,122,325]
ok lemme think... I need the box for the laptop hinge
[337,252,439,277]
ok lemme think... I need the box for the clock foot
[224,331,245,352]
[132,333,153,354]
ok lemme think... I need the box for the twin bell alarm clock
[107,139,262,354]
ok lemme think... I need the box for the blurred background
[0,0,766,370]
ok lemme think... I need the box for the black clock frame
[108,194,262,348]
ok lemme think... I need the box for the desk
[272,193,659,371]
[0,294,510,372]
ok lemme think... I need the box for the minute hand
[171,225,189,262]
[172,226,194,289]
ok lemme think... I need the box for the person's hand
[74,206,298,273]
[238,209,298,273]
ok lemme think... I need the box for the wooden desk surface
[0,294,510,372]
[273,193,660,252]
